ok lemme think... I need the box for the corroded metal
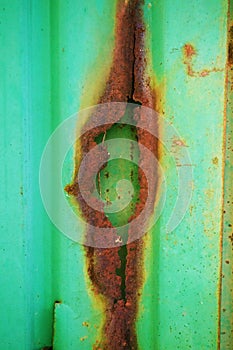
[65,1,158,348]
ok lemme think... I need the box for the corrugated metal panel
[0,1,232,349]
[0,1,53,348]
[139,1,229,349]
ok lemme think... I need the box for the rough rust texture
[228,25,233,66]
[65,0,158,349]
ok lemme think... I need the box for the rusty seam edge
[217,1,231,348]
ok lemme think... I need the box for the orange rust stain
[183,43,223,77]
[184,43,196,58]
[65,0,158,349]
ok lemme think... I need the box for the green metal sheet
[137,1,229,349]
[0,0,232,349]
[0,1,53,348]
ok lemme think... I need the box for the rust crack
[65,0,158,349]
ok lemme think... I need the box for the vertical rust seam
[217,1,231,348]
[65,1,158,349]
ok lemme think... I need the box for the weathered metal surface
[1,0,117,349]
[0,0,232,349]
[137,1,229,349]
[219,1,233,348]
[64,1,158,348]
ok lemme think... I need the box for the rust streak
[65,0,158,349]
[217,3,232,348]
[183,43,224,77]
[228,25,233,66]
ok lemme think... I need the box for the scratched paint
[65,0,158,348]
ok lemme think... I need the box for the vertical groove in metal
[49,0,62,305]
[218,0,231,347]
[137,2,229,349]
[0,1,232,349]
[219,1,233,348]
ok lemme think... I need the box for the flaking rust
[65,0,158,349]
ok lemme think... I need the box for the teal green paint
[1,1,231,350]
[95,114,141,301]
[0,0,116,349]
[137,0,229,349]
[0,1,54,348]
[95,122,140,229]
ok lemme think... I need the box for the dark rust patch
[65,0,158,349]
[228,25,233,66]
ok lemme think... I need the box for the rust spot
[80,336,88,342]
[228,233,233,246]
[65,0,158,349]
[173,138,187,147]
[184,43,196,58]
[183,43,223,77]
[212,156,219,165]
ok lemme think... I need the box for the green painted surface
[0,1,232,350]
[0,1,53,348]
[95,121,140,229]
[1,0,116,349]
[137,1,229,349]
